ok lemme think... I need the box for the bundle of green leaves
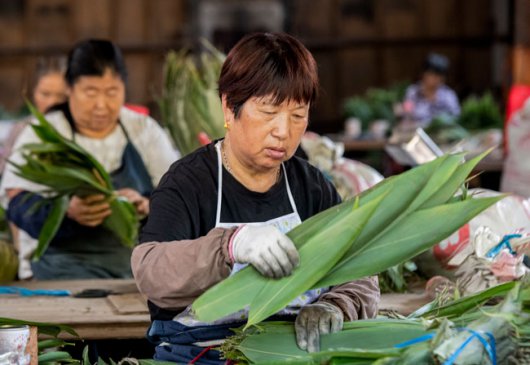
[192,151,502,329]
[220,281,530,364]
[9,102,138,260]
[158,40,226,156]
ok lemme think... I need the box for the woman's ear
[221,95,235,128]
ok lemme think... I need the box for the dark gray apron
[31,121,153,280]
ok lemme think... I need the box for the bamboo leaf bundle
[221,319,430,364]
[222,283,530,364]
[158,40,225,156]
[192,151,502,327]
[9,102,139,260]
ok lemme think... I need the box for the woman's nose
[272,114,289,139]
[94,94,106,109]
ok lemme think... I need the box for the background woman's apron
[149,142,328,365]
[31,122,153,280]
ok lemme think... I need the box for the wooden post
[513,0,530,84]
[26,326,38,365]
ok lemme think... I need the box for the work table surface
[1,279,431,339]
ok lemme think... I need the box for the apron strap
[282,163,299,217]
[214,141,223,227]
[215,141,300,225]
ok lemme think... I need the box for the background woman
[0,39,178,279]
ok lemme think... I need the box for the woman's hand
[66,194,111,227]
[295,302,344,353]
[230,225,300,278]
[116,188,149,216]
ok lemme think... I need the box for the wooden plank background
[0,0,513,134]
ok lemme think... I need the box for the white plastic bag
[501,97,530,197]
[433,189,530,268]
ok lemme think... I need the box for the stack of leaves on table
[220,280,530,364]
[8,103,138,260]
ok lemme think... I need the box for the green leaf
[0,317,78,337]
[37,351,75,363]
[33,195,69,260]
[82,346,91,364]
[410,281,517,319]
[38,338,74,351]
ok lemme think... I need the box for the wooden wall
[0,0,512,134]
[0,0,186,113]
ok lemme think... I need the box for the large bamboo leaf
[315,196,503,288]
[33,195,69,260]
[321,154,465,286]
[419,150,491,209]
[245,197,383,327]
[235,323,429,364]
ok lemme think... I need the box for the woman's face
[68,68,125,138]
[224,95,309,172]
[33,72,67,114]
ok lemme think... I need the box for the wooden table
[0,279,150,340]
[1,279,431,340]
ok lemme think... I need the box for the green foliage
[342,82,408,130]
[457,93,503,130]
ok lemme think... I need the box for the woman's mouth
[265,147,286,160]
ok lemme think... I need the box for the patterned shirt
[405,83,460,126]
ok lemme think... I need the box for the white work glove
[295,302,344,353]
[230,225,300,278]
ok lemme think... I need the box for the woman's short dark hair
[423,53,449,76]
[65,39,128,86]
[218,32,319,118]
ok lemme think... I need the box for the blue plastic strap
[394,333,435,348]
[486,234,521,258]
[443,329,496,365]
[0,286,71,296]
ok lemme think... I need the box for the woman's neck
[221,140,281,193]
[75,122,118,139]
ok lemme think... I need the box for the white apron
[173,142,327,327]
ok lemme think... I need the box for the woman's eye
[262,111,276,115]
[293,114,306,119]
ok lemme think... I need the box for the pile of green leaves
[9,103,138,260]
[221,281,530,364]
[158,40,225,156]
[342,83,408,131]
[457,93,503,130]
[192,151,502,329]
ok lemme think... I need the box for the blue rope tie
[393,328,496,365]
[0,286,71,296]
[443,329,496,365]
[394,333,435,348]
[486,234,521,258]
